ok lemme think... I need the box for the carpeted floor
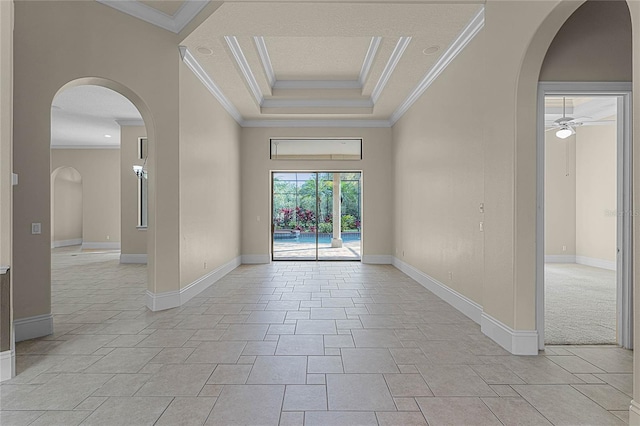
[545,263,617,345]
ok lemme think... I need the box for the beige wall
[0,1,12,270]
[540,0,632,82]
[576,124,617,263]
[13,0,181,321]
[393,34,484,304]
[51,149,120,245]
[241,127,392,260]
[545,133,576,256]
[120,125,147,256]
[51,167,82,244]
[179,62,241,287]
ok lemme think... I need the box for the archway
[51,166,82,248]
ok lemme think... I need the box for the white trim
[575,256,617,271]
[629,400,640,425]
[81,242,121,250]
[146,289,180,311]
[359,36,382,87]
[242,119,391,128]
[371,36,411,103]
[0,266,8,275]
[96,0,207,34]
[362,255,392,264]
[180,256,241,304]
[0,350,15,382]
[147,256,242,311]
[536,82,634,350]
[224,36,263,106]
[14,314,53,342]
[116,119,145,127]
[392,257,482,323]
[273,80,362,90]
[51,238,82,249]
[544,255,576,263]
[242,254,271,264]
[254,36,276,88]
[51,145,119,150]
[261,98,373,109]
[390,7,484,125]
[120,254,148,264]
[481,313,539,355]
[179,46,243,125]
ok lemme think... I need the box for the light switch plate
[31,223,41,235]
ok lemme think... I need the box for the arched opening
[51,166,82,248]
[512,0,634,349]
[50,80,151,317]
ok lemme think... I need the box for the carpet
[545,263,616,345]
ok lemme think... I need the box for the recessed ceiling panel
[139,0,185,16]
[266,36,372,81]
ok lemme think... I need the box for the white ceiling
[544,96,617,127]
[181,2,483,124]
[51,85,143,148]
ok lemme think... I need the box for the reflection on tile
[326,374,396,411]
[155,397,216,426]
[283,385,327,411]
[416,397,502,426]
[247,356,307,384]
[513,384,626,425]
[81,396,172,426]
[206,385,284,425]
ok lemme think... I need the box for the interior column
[331,173,342,248]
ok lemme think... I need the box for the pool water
[279,232,361,244]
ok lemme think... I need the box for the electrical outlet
[448,271,453,280]
[31,223,41,235]
[479,221,484,232]
[106,235,110,240]
[479,203,484,213]
[562,245,567,252]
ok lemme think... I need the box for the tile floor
[0,246,633,425]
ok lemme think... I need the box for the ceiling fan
[545,97,614,139]
[545,97,584,139]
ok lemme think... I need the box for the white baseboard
[51,238,82,249]
[0,349,15,382]
[481,313,538,355]
[362,255,392,264]
[82,242,121,250]
[629,400,640,425]
[544,255,576,263]
[392,257,482,324]
[575,255,616,271]
[14,314,53,342]
[146,256,241,311]
[146,289,180,311]
[120,254,148,264]
[242,254,270,264]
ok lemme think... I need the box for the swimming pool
[275,232,361,244]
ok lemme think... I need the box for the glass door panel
[272,171,362,261]
[272,172,317,260]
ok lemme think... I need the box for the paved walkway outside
[0,246,632,425]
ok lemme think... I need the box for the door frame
[536,81,633,349]
[270,170,363,262]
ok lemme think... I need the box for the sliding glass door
[272,172,361,261]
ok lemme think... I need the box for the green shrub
[318,222,333,233]
[341,215,356,230]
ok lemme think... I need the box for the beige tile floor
[0,246,633,425]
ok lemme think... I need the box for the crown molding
[359,36,382,87]
[242,119,391,128]
[51,144,120,149]
[262,98,374,109]
[116,119,145,127]
[254,36,276,88]
[273,80,362,90]
[179,46,244,125]
[225,36,264,106]
[96,0,208,34]
[371,36,411,103]
[390,7,484,125]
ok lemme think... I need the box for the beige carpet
[545,263,617,345]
